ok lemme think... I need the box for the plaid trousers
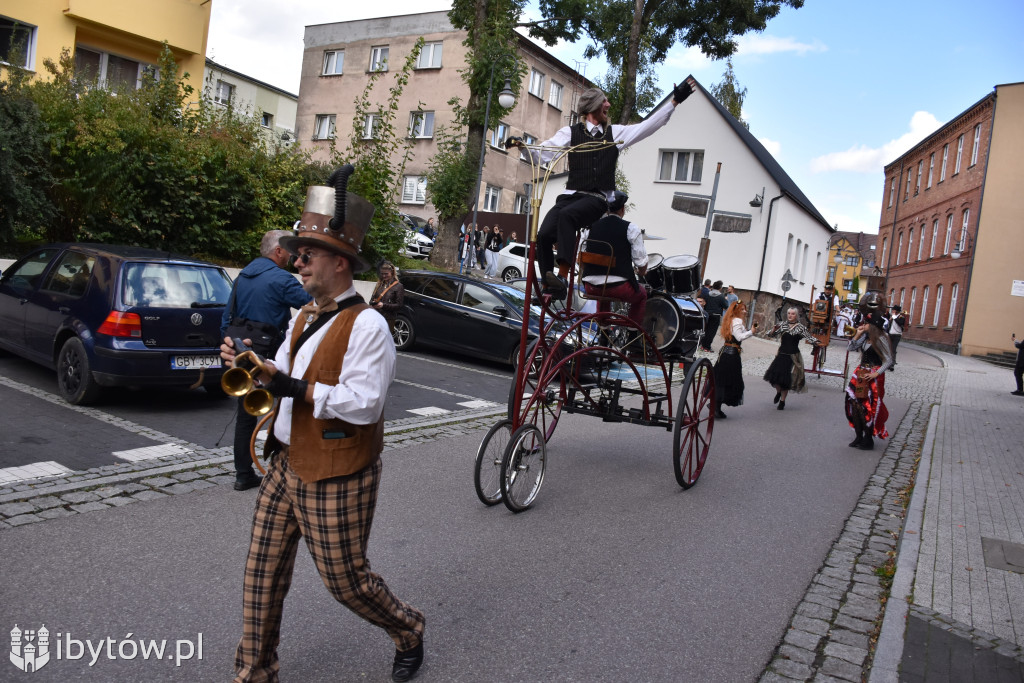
[233,450,425,683]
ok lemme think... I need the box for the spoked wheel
[474,419,513,506]
[500,424,547,512]
[816,344,828,370]
[672,357,715,489]
[507,339,565,442]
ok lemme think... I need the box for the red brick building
[877,93,992,353]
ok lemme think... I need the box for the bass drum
[641,293,706,357]
[643,253,665,290]
[662,254,702,296]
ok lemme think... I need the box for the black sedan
[0,243,233,404]
[392,270,541,367]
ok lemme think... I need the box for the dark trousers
[889,333,902,362]
[234,397,259,476]
[584,280,647,326]
[538,193,607,276]
[1015,360,1024,392]
[701,315,721,350]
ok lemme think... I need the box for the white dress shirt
[730,318,754,343]
[271,286,396,447]
[580,220,649,285]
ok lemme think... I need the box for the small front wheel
[500,424,547,513]
[474,419,513,506]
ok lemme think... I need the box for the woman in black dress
[713,300,756,418]
[763,307,820,410]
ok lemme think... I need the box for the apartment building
[877,82,1024,355]
[204,59,298,147]
[827,232,879,303]
[0,0,210,91]
[295,11,590,222]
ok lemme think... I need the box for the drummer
[580,190,648,326]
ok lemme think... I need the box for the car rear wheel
[57,337,102,405]
[502,266,522,282]
[393,315,415,351]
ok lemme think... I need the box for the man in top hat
[506,79,696,297]
[887,304,906,369]
[221,165,426,683]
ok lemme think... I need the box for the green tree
[709,58,748,129]
[531,0,803,124]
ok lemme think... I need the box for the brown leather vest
[265,304,385,483]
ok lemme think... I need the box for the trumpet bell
[243,388,274,416]
[222,366,254,396]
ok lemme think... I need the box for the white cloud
[736,34,827,57]
[664,45,714,73]
[809,111,943,173]
[759,137,781,156]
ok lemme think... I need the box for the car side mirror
[492,306,509,319]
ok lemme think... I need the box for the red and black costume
[845,323,893,449]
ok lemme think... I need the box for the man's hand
[672,79,695,105]
[220,336,253,367]
[503,136,524,150]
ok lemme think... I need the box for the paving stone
[60,491,101,504]
[172,471,201,482]
[91,486,128,499]
[838,600,877,622]
[28,496,65,510]
[759,673,796,683]
[105,497,137,507]
[833,613,873,634]
[70,502,110,513]
[163,482,198,495]
[777,644,816,665]
[770,658,813,680]
[37,508,76,520]
[191,480,216,490]
[139,476,177,488]
[783,628,822,651]
[811,673,850,683]
[0,502,37,517]
[828,628,869,650]
[823,641,867,666]
[208,475,235,486]
[132,490,169,502]
[792,615,830,636]
[819,655,862,681]
[804,592,841,611]
[5,514,44,526]
[119,483,148,494]
[797,601,834,621]
[196,467,225,476]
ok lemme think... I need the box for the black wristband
[265,372,309,399]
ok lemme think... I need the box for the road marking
[458,400,500,409]
[397,352,510,379]
[113,444,191,462]
[407,406,451,416]
[0,461,75,485]
[392,378,487,401]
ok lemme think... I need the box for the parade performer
[845,293,894,451]
[579,190,648,326]
[222,165,425,683]
[763,307,820,410]
[713,300,757,419]
[506,79,695,297]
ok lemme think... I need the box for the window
[261,112,273,128]
[42,251,96,298]
[960,209,970,251]
[0,17,36,69]
[919,286,929,325]
[907,229,914,263]
[785,234,794,270]
[549,81,564,109]
[845,255,858,267]
[421,277,458,303]
[402,176,427,204]
[74,46,151,90]
[313,114,336,140]
[954,134,963,174]
[489,122,510,148]
[880,237,888,266]
[917,224,925,261]
[889,289,895,306]
[940,144,948,182]
[915,160,922,195]
[827,265,837,281]
[409,111,435,138]
[483,185,501,212]
[658,149,705,183]
[323,50,344,75]
[417,41,442,69]
[519,133,536,162]
[842,279,853,290]
[801,244,809,281]
[528,69,545,97]
[933,285,943,326]
[462,284,505,314]
[970,124,981,166]
[887,178,895,208]
[896,232,903,265]
[904,169,912,201]
[943,215,953,254]
[514,194,530,214]
[947,284,959,327]
[370,45,389,72]
[927,153,934,188]
[362,113,380,139]
[899,288,905,309]
[930,220,938,258]
[214,80,234,106]
[909,287,917,323]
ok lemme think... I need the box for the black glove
[672,81,694,104]
[503,136,524,150]
[264,371,309,400]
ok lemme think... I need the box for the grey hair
[260,229,292,257]
[787,306,800,316]
[577,88,607,115]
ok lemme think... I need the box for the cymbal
[640,231,666,241]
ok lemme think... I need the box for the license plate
[171,355,222,370]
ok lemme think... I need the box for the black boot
[715,402,727,419]
[848,428,863,448]
[858,434,874,451]
[777,400,785,410]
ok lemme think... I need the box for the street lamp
[950,231,971,259]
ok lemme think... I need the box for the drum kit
[639,248,706,358]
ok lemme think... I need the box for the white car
[495,242,531,281]
[404,230,434,259]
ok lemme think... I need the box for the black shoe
[858,436,874,451]
[542,272,568,298]
[233,472,262,491]
[773,391,781,404]
[848,432,863,448]
[777,400,785,410]
[715,409,727,419]
[392,642,424,682]
[1012,390,1024,396]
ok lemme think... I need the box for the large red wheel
[672,357,715,488]
[507,338,566,442]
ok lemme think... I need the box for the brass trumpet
[222,347,275,416]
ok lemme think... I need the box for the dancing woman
[845,294,893,451]
[713,300,757,419]
[763,307,820,410]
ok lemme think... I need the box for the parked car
[0,243,234,404]
[391,270,542,367]
[404,230,434,259]
[496,241,545,281]
[400,213,429,232]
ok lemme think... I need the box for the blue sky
[208,0,1024,234]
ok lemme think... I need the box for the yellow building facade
[1,0,210,90]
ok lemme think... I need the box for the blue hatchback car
[0,243,234,404]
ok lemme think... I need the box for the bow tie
[301,299,338,324]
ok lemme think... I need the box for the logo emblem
[10,624,50,672]
[190,313,203,326]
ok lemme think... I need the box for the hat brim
[279,234,371,274]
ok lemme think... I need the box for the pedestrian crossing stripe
[0,461,74,485]
[112,444,190,462]
[407,407,451,416]
[457,400,500,409]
